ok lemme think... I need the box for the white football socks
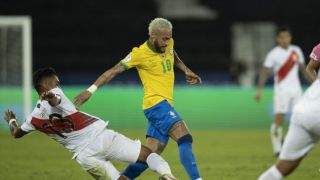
[270,123,283,154]
[87,161,120,180]
[103,161,121,180]
[258,165,283,180]
[146,153,173,176]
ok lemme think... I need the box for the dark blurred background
[1,0,319,85]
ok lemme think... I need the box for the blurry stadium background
[0,0,320,179]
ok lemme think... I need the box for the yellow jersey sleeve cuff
[119,61,130,70]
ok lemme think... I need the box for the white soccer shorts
[75,128,141,174]
[279,112,320,160]
[273,91,302,114]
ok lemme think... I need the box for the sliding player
[3,67,176,180]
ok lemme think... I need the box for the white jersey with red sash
[20,87,108,155]
[264,45,305,94]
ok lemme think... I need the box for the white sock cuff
[146,153,172,175]
[270,165,283,179]
[146,152,161,168]
[104,161,120,180]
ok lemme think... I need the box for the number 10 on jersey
[161,59,172,73]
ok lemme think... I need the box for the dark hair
[277,26,291,36]
[33,67,58,93]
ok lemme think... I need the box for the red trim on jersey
[31,112,98,137]
[66,112,98,129]
[277,51,298,83]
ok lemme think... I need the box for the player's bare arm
[299,63,313,83]
[4,110,28,138]
[41,91,61,106]
[255,67,272,102]
[73,63,126,107]
[174,50,202,84]
[306,58,320,81]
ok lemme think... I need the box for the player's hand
[40,91,55,101]
[4,110,16,123]
[185,71,202,85]
[255,90,262,102]
[73,91,92,107]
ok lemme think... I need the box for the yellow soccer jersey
[120,39,175,109]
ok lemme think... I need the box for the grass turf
[1,86,318,179]
[1,129,319,180]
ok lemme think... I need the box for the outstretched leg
[169,121,201,180]
[122,137,167,179]
[258,159,302,180]
[138,145,175,179]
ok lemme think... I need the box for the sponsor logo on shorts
[169,111,176,118]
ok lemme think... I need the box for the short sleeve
[50,87,77,112]
[310,43,320,61]
[20,115,35,133]
[296,47,305,64]
[119,48,142,69]
[263,52,274,68]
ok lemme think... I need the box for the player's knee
[146,138,166,154]
[137,145,152,162]
[177,134,193,145]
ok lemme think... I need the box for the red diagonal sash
[277,51,298,83]
[31,112,98,137]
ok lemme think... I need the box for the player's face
[41,75,60,91]
[152,28,172,53]
[277,31,292,49]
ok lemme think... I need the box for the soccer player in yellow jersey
[74,18,202,180]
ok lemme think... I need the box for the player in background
[3,67,176,180]
[255,26,311,156]
[258,43,320,179]
[74,18,203,180]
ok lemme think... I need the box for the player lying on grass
[258,43,320,180]
[3,67,176,180]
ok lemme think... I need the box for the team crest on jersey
[148,59,156,65]
[169,49,174,56]
[123,54,132,62]
[40,108,48,118]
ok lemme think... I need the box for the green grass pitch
[0,86,319,179]
[0,130,319,180]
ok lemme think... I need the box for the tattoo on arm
[174,50,190,73]
[94,63,126,88]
